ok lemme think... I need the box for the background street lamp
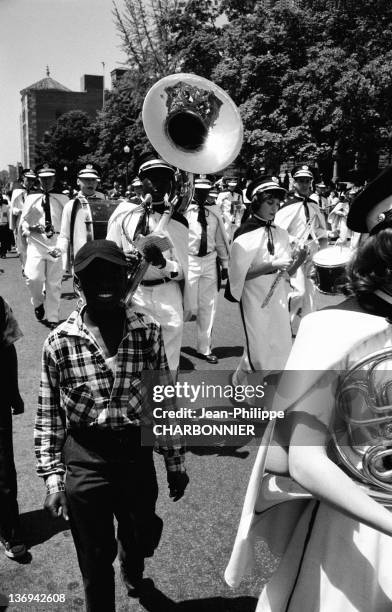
[123,145,131,190]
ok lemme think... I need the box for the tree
[35,111,94,185]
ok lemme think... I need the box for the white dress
[226,303,392,612]
[228,221,292,375]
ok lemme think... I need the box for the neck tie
[42,193,53,235]
[253,215,275,255]
[303,197,310,221]
[197,204,208,257]
[134,206,150,238]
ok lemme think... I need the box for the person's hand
[11,395,24,415]
[272,255,293,271]
[44,492,69,521]
[48,248,62,259]
[221,268,228,281]
[143,244,166,268]
[22,227,30,237]
[167,471,189,501]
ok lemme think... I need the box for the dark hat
[23,168,36,179]
[347,166,392,234]
[74,239,128,273]
[36,163,56,178]
[138,151,174,177]
[78,163,100,180]
[292,164,314,179]
[245,175,286,202]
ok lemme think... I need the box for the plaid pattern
[35,307,185,494]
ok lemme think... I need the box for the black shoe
[34,304,45,321]
[197,352,218,364]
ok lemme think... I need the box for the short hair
[345,228,392,296]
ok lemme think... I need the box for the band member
[226,177,295,385]
[59,163,105,273]
[9,169,37,268]
[107,154,190,373]
[226,165,392,612]
[130,178,144,204]
[185,177,230,364]
[0,195,10,258]
[35,239,189,611]
[0,296,25,559]
[217,179,245,240]
[20,164,67,328]
[275,164,327,334]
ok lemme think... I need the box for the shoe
[47,321,58,330]
[197,352,218,364]
[34,304,45,321]
[2,540,27,559]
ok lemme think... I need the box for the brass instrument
[124,73,244,302]
[332,348,392,505]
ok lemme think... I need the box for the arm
[288,381,392,536]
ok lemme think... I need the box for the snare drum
[312,246,351,295]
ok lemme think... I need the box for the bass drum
[312,245,352,295]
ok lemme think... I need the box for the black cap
[74,239,128,273]
[245,175,286,202]
[36,163,56,178]
[291,164,314,179]
[347,166,392,233]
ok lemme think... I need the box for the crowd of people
[4,152,392,612]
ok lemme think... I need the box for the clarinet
[261,216,316,309]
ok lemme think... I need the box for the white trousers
[132,281,183,373]
[188,252,218,355]
[24,239,63,322]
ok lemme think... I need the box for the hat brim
[78,173,99,179]
[74,252,128,273]
[246,184,286,202]
[293,171,313,179]
[38,172,56,178]
[347,167,392,233]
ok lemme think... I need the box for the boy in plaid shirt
[35,240,188,611]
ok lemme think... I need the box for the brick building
[20,69,104,168]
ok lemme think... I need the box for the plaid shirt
[35,307,185,495]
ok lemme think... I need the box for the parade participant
[217,178,245,240]
[20,164,67,328]
[315,180,329,219]
[185,177,230,364]
[0,296,26,559]
[0,195,10,258]
[226,176,295,385]
[275,164,327,334]
[328,192,350,243]
[58,163,105,273]
[109,181,123,199]
[35,239,188,611]
[107,154,190,373]
[225,165,392,611]
[130,178,144,204]
[9,169,37,267]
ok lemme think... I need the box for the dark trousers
[0,225,11,256]
[64,428,161,612]
[0,400,19,542]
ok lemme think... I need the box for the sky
[0,0,126,170]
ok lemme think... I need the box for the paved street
[0,253,271,612]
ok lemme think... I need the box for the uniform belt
[194,251,213,257]
[141,277,171,287]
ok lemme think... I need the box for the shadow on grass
[139,581,257,611]
[188,446,250,459]
[20,508,70,547]
[181,346,244,360]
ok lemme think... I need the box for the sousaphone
[142,73,243,175]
